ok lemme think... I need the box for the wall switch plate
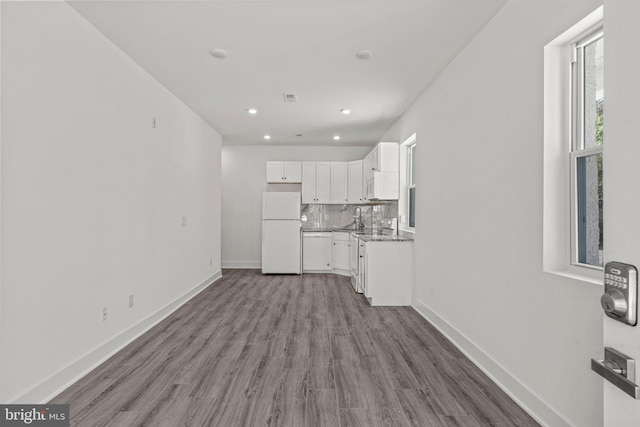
[129,294,134,308]
[181,217,187,227]
[152,117,156,128]
[101,307,108,322]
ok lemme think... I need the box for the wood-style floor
[51,269,539,426]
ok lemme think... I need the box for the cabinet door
[363,151,374,199]
[370,146,379,172]
[301,162,317,203]
[333,240,350,271]
[330,162,348,204]
[347,161,363,203]
[266,161,285,183]
[284,161,302,183]
[358,242,367,294]
[315,162,331,203]
[349,235,358,275]
[378,142,399,172]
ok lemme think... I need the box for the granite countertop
[301,227,414,242]
[302,227,377,233]
[356,234,414,242]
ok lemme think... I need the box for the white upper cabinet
[281,144,397,203]
[302,162,331,203]
[266,161,302,183]
[347,160,364,203]
[315,162,331,203]
[284,162,302,182]
[363,142,399,200]
[377,142,399,172]
[330,162,348,204]
[301,162,316,203]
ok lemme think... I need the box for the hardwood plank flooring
[50,269,539,426]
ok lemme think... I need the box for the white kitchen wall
[380,1,603,426]
[1,2,222,403]
[222,145,369,268]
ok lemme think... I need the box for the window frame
[399,133,416,233]
[543,6,603,286]
[407,142,416,230]
[569,29,603,270]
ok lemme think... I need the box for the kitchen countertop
[301,227,414,242]
[302,227,377,233]
[356,234,414,242]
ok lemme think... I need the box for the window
[399,133,416,232]
[571,31,603,268]
[408,143,416,228]
[543,6,603,283]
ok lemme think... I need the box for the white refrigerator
[262,192,301,274]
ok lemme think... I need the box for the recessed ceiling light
[340,109,352,115]
[355,50,373,60]
[333,135,341,141]
[247,108,258,115]
[209,48,228,59]
[264,135,271,140]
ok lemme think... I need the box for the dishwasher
[302,232,333,272]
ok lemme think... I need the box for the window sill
[545,267,603,287]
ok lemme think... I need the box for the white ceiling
[68,0,507,146]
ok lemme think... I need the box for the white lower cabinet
[303,232,414,306]
[361,240,413,306]
[358,240,366,295]
[349,234,360,291]
[332,232,350,276]
[302,232,332,272]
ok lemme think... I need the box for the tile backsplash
[301,202,398,230]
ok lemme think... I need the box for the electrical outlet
[129,294,134,308]
[101,307,108,322]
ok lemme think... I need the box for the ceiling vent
[282,93,297,103]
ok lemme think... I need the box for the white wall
[602,0,640,423]
[222,145,370,268]
[380,1,603,426]
[1,2,222,403]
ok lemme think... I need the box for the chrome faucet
[353,207,364,229]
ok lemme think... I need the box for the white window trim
[543,6,603,286]
[399,133,416,234]
[569,146,603,269]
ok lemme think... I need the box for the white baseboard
[11,271,223,404]
[222,260,261,269]
[412,298,571,427]
[332,268,351,277]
